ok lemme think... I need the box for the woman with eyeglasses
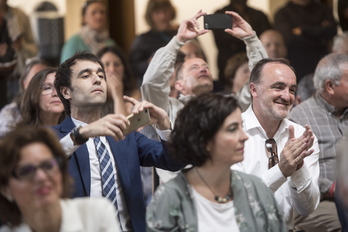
[16,68,65,128]
[0,126,120,231]
[146,93,287,231]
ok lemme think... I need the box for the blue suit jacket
[52,116,183,232]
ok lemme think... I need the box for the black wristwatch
[70,126,88,145]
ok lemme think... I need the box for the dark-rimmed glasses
[265,138,279,169]
[12,159,59,181]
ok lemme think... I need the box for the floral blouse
[146,170,287,232]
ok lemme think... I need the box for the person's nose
[240,129,249,142]
[51,87,58,96]
[281,88,292,102]
[200,66,208,73]
[33,168,49,182]
[108,65,116,74]
[92,73,102,84]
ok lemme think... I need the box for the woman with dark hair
[0,126,120,231]
[146,93,287,231]
[16,68,65,127]
[97,46,141,115]
[129,0,178,85]
[60,0,116,63]
[0,58,49,138]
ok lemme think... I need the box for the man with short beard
[231,58,320,230]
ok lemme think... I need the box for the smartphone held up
[203,14,232,30]
[123,109,151,136]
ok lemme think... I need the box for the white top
[191,187,240,232]
[232,105,320,229]
[60,117,171,231]
[0,198,120,232]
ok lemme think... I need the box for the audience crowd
[0,0,347,231]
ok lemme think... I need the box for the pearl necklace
[195,168,233,203]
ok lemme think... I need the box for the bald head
[260,29,287,58]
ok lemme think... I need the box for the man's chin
[193,84,213,95]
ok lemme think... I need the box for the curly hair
[0,126,73,227]
[169,92,240,166]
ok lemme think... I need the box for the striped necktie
[93,137,117,206]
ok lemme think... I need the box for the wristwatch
[70,126,88,145]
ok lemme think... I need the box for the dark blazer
[52,116,183,232]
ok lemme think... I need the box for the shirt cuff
[262,164,287,192]
[60,133,80,156]
[289,163,312,192]
[165,36,185,55]
[242,31,258,47]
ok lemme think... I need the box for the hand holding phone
[123,109,151,135]
[204,14,232,30]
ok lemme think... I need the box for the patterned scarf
[78,25,110,54]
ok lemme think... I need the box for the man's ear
[324,79,336,95]
[61,86,71,100]
[175,79,184,92]
[249,82,258,98]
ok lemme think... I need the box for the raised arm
[141,11,209,113]
[224,11,268,111]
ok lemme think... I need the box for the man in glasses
[288,53,348,231]
[232,58,320,230]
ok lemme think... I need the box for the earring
[6,194,13,202]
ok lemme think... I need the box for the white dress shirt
[232,105,320,229]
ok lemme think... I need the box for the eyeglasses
[265,138,279,169]
[12,159,59,181]
[41,84,55,95]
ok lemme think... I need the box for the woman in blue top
[60,1,116,63]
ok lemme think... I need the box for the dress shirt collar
[71,117,88,128]
[315,92,348,118]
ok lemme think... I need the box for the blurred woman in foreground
[0,126,120,232]
[146,93,287,231]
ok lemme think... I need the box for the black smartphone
[203,14,232,30]
[124,109,151,135]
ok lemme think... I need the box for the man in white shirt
[232,58,320,230]
[52,52,183,232]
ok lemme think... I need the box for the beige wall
[134,0,282,79]
[9,0,288,78]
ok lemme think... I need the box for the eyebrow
[226,122,239,128]
[77,67,104,77]
[270,81,297,89]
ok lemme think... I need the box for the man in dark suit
[52,52,182,232]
